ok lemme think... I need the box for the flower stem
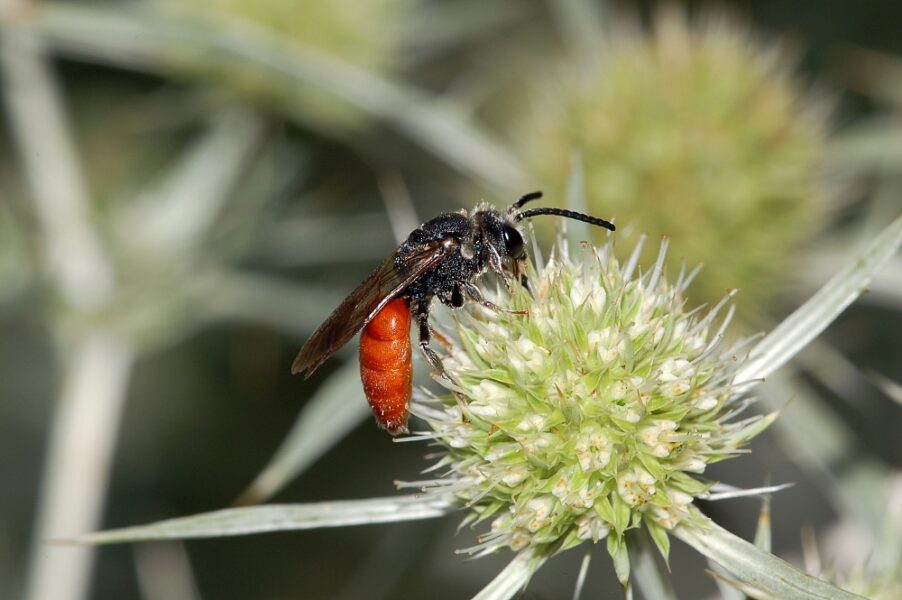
[24,334,135,600]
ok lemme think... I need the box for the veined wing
[291,238,456,378]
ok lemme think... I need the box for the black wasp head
[471,191,616,275]
[501,223,526,260]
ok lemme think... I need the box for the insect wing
[291,239,455,377]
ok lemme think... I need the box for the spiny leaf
[71,495,455,544]
[675,515,865,599]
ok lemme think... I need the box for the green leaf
[674,515,865,599]
[645,521,672,563]
[235,359,371,505]
[71,495,455,544]
[607,533,631,586]
[594,494,616,526]
[725,411,779,448]
[610,493,632,535]
[737,214,902,387]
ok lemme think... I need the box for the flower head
[410,236,769,578]
[514,10,831,312]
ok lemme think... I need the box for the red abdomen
[359,298,412,435]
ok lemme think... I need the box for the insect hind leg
[415,300,471,423]
[415,301,448,377]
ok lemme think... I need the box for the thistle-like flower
[74,213,901,599]
[514,10,831,312]
[407,235,766,581]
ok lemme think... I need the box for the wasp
[291,191,615,435]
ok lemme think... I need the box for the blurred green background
[1,1,901,599]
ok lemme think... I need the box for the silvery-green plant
[0,33,363,600]
[408,236,756,580]
[73,212,902,599]
[13,2,528,189]
[730,479,902,600]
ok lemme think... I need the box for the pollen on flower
[409,237,771,567]
[608,379,628,400]
[575,427,612,472]
[516,414,547,432]
[691,390,720,411]
[617,466,657,506]
[639,420,679,458]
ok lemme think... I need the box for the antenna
[509,191,544,212]
[515,207,615,231]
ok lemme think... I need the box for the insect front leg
[512,259,532,295]
[462,282,528,316]
[486,245,518,293]
[415,300,448,377]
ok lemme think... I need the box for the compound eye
[502,225,525,260]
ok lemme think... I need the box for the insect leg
[415,302,469,421]
[429,325,454,352]
[485,244,517,293]
[512,259,532,295]
[415,300,447,376]
[462,282,528,315]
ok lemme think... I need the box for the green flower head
[410,235,769,579]
[515,10,832,313]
